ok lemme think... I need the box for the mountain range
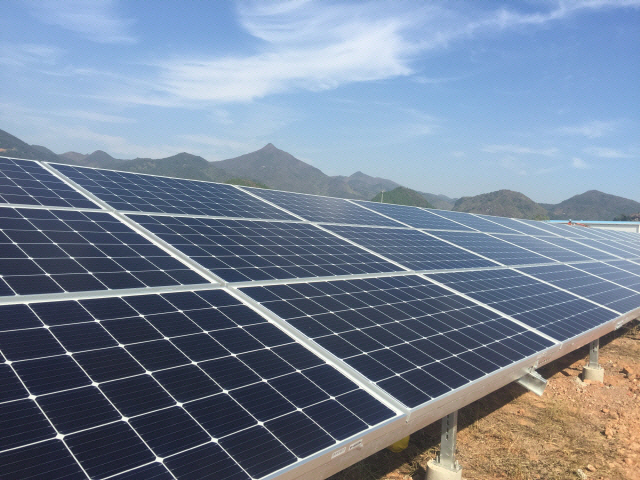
[1,128,638,221]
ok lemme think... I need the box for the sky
[1,0,639,204]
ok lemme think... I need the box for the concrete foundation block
[582,364,604,382]
[425,459,462,480]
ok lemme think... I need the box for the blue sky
[1,0,638,203]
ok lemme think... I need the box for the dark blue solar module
[49,163,296,220]
[426,210,519,234]
[561,238,635,259]
[244,187,402,226]
[0,290,397,479]
[352,201,475,231]
[324,225,499,271]
[241,275,554,408]
[531,236,620,261]
[519,264,640,314]
[474,215,557,236]
[426,269,618,341]
[129,214,400,282]
[589,239,640,258]
[491,234,591,262]
[427,231,553,266]
[573,261,640,291]
[0,206,207,296]
[515,219,566,237]
[0,156,98,209]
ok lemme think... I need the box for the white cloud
[557,120,617,138]
[483,144,558,156]
[81,0,640,106]
[26,0,136,44]
[583,147,635,159]
[571,157,590,169]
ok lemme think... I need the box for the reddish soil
[330,320,640,480]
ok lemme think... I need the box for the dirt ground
[330,320,640,480]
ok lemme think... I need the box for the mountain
[546,190,640,221]
[371,187,435,208]
[0,129,60,162]
[419,192,456,210]
[212,143,404,199]
[453,189,549,220]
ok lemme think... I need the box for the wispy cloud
[483,144,558,156]
[557,120,617,138]
[26,0,136,44]
[572,157,590,169]
[0,43,63,67]
[584,146,635,159]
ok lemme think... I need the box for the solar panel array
[2,155,640,480]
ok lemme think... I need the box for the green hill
[453,189,549,220]
[371,187,435,208]
[546,190,640,221]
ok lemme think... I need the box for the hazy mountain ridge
[1,127,638,220]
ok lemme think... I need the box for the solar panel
[49,163,296,220]
[561,238,636,259]
[324,224,499,271]
[128,214,400,282]
[573,261,640,291]
[240,274,554,408]
[0,289,397,479]
[426,210,519,234]
[0,206,208,295]
[3,156,640,480]
[468,215,555,236]
[0,157,98,209]
[518,264,640,314]
[425,268,618,341]
[491,234,592,262]
[353,201,475,231]
[244,188,402,226]
[427,231,553,266]
[530,236,619,261]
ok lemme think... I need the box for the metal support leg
[583,338,604,382]
[425,411,462,480]
[588,339,600,368]
[438,411,459,470]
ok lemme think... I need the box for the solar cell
[49,163,296,220]
[353,201,474,230]
[427,230,553,266]
[476,215,557,236]
[245,187,402,226]
[0,289,397,479]
[0,206,208,295]
[531,236,619,261]
[324,224,499,271]
[573,261,640,291]
[561,238,635,258]
[241,274,554,408]
[129,214,400,282]
[519,264,640,314]
[0,156,98,209]
[427,210,519,233]
[426,269,618,341]
[491,234,592,262]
